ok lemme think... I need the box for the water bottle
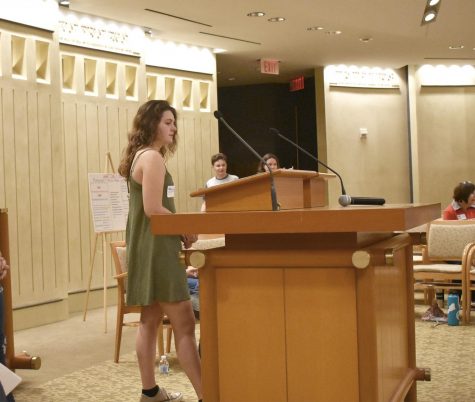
[158,355,169,374]
[447,293,460,326]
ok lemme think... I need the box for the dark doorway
[217,77,317,179]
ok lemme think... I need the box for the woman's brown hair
[257,153,280,173]
[453,181,475,203]
[118,100,177,180]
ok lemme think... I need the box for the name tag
[167,185,175,198]
[456,213,467,220]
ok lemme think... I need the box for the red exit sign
[260,59,279,75]
[290,76,305,91]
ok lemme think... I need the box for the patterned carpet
[13,351,195,402]
[13,315,475,402]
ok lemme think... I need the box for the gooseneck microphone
[269,127,347,195]
[214,111,279,211]
[268,128,385,207]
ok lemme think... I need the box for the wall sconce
[421,0,441,25]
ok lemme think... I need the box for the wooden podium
[190,169,335,211]
[152,175,439,402]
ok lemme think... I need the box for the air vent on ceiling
[144,9,212,27]
[199,32,261,45]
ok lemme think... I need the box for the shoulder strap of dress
[130,148,157,175]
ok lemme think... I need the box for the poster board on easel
[83,152,128,332]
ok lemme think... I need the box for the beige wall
[317,67,411,207]
[410,66,475,209]
[0,21,219,328]
[316,65,475,213]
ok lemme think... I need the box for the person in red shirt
[442,181,475,220]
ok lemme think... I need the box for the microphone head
[269,128,279,135]
[338,194,351,207]
[213,110,223,119]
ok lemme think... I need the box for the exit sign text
[260,59,279,75]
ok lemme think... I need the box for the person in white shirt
[201,153,239,211]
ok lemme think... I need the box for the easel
[83,152,124,333]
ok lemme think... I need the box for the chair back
[426,220,475,261]
[110,240,127,302]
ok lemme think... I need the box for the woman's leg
[136,302,163,389]
[161,300,202,399]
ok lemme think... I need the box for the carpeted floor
[14,351,195,402]
[11,305,475,402]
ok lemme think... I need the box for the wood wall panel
[14,90,33,298]
[38,91,63,300]
[26,90,43,295]
[0,23,218,326]
[0,26,67,308]
[2,87,20,297]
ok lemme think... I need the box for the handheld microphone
[268,128,385,207]
[214,111,279,211]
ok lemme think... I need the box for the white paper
[88,173,129,233]
[0,363,21,395]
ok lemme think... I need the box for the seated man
[186,266,200,320]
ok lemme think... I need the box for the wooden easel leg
[83,234,99,321]
[102,233,108,333]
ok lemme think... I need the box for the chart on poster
[88,173,129,233]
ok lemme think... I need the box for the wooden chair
[407,223,428,265]
[413,219,475,324]
[110,240,173,363]
[464,245,475,323]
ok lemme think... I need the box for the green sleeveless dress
[125,159,189,306]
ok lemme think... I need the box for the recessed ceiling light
[448,45,464,50]
[325,30,342,35]
[143,27,152,36]
[247,12,265,17]
[359,37,373,43]
[421,0,442,25]
[268,17,286,22]
[58,0,70,5]
[307,26,324,31]
[423,10,437,22]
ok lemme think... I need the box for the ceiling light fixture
[359,37,373,43]
[268,17,286,22]
[421,0,441,25]
[247,12,265,17]
[58,0,70,5]
[448,45,464,50]
[325,30,342,35]
[307,26,324,31]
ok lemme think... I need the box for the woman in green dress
[118,100,201,402]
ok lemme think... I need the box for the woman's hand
[181,234,198,249]
[186,266,199,277]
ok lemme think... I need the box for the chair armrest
[113,272,128,279]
